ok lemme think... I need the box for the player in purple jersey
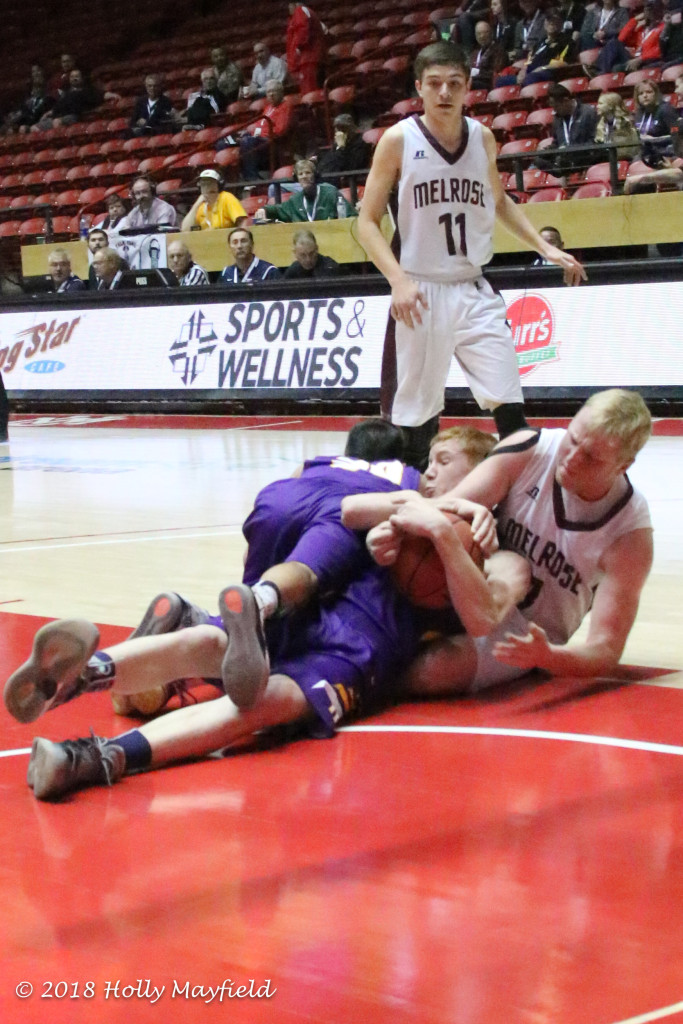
[4,424,521,801]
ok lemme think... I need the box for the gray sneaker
[128,592,210,639]
[4,620,100,724]
[28,734,126,801]
[218,584,270,709]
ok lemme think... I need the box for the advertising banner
[1,281,681,393]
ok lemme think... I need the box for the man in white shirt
[118,177,177,231]
[243,42,287,98]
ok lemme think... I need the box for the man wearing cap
[117,177,178,231]
[167,241,210,286]
[218,227,281,285]
[181,169,248,231]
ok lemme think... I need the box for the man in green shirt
[254,159,356,223]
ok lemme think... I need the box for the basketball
[391,515,484,609]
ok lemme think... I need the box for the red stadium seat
[558,77,590,95]
[491,111,528,140]
[499,139,538,156]
[9,195,33,210]
[362,126,387,147]
[487,85,522,109]
[22,170,47,191]
[572,182,612,198]
[54,189,83,211]
[78,142,105,163]
[78,187,109,206]
[585,161,629,183]
[33,193,59,207]
[391,97,424,118]
[51,215,78,235]
[527,187,566,202]
[65,165,94,187]
[18,217,51,238]
[589,72,625,93]
[241,193,270,216]
[662,64,683,84]
[623,67,662,88]
[578,48,600,67]
[138,156,167,176]
[156,178,183,195]
[0,220,23,237]
[213,148,241,174]
[519,81,552,107]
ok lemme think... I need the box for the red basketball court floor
[1,414,683,1024]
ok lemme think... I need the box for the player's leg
[452,278,528,439]
[4,621,226,724]
[389,285,454,471]
[27,673,312,801]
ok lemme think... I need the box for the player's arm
[435,429,540,512]
[341,489,416,530]
[357,127,428,327]
[389,497,510,636]
[494,528,654,676]
[481,127,586,286]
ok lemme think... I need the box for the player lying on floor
[4,423,529,801]
[343,389,654,696]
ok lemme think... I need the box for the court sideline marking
[0,527,243,555]
[4,722,683,762]
[609,1000,683,1023]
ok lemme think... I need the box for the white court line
[341,724,683,757]
[0,527,243,555]
[609,1001,683,1023]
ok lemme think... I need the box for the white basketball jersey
[396,115,495,282]
[496,429,652,645]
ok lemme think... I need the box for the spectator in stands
[47,249,86,293]
[48,53,76,96]
[489,0,518,60]
[633,79,680,166]
[452,0,492,52]
[468,22,507,92]
[239,80,294,180]
[117,177,177,231]
[87,228,109,288]
[167,240,210,286]
[180,69,226,130]
[129,74,177,136]
[32,68,113,131]
[558,0,586,41]
[180,168,247,231]
[536,82,599,172]
[510,0,546,62]
[211,47,243,105]
[92,247,124,290]
[594,91,641,159]
[532,226,566,264]
[596,0,666,73]
[284,228,340,278]
[243,41,288,98]
[315,113,371,180]
[286,2,327,95]
[579,0,629,60]
[254,158,356,222]
[661,4,683,66]
[515,11,578,85]
[95,193,129,231]
[3,66,54,134]
[218,227,281,285]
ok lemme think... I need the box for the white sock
[251,581,280,621]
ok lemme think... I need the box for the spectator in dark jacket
[129,75,177,135]
[33,69,114,130]
[180,69,226,130]
[315,114,372,180]
[284,228,342,279]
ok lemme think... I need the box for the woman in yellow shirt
[181,169,248,231]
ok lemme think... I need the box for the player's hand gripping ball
[391,514,485,609]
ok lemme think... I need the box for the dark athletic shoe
[218,584,270,709]
[28,733,125,801]
[112,592,210,715]
[4,620,100,724]
[128,592,210,640]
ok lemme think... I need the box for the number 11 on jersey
[438,212,467,257]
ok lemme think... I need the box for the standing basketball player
[358,41,586,469]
